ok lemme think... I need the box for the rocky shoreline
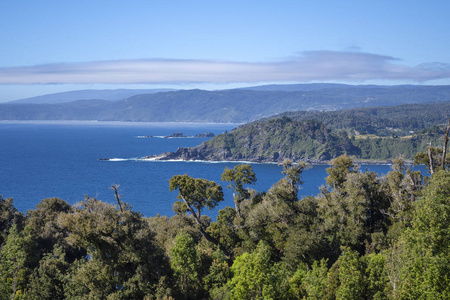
[137,146,411,165]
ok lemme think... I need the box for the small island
[138,132,215,138]
[164,132,215,138]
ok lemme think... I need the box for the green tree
[364,252,389,300]
[169,174,223,222]
[227,241,284,299]
[26,246,69,300]
[383,160,423,246]
[148,213,199,258]
[392,170,450,299]
[244,161,310,254]
[325,154,357,190]
[319,168,390,254]
[25,198,79,261]
[284,196,332,267]
[221,164,257,218]
[169,174,229,257]
[207,207,240,257]
[203,248,231,296]
[0,196,24,247]
[335,248,366,300]
[0,224,37,300]
[303,259,329,300]
[171,231,199,299]
[59,197,171,299]
[286,263,308,299]
[383,161,416,223]
[245,179,297,253]
[414,146,449,174]
[280,159,307,200]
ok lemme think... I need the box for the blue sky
[1,0,449,102]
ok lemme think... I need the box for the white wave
[136,158,276,165]
[136,135,207,139]
[106,158,138,162]
[138,157,161,161]
[104,157,322,166]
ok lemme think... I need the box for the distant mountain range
[9,89,178,104]
[1,84,450,123]
[237,83,357,91]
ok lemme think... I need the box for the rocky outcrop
[165,132,185,138]
[143,145,316,163]
[163,132,215,138]
[143,144,236,162]
[194,132,215,138]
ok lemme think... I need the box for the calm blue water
[0,121,425,218]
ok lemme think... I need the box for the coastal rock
[194,132,215,138]
[165,132,185,138]
[163,132,215,138]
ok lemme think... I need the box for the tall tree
[441,118,450,170]
[0,196,24,247]
[335,248,366,300]
[59,197,171,299]
[227,241,286,299]
[391,170,450,299]
[171,231,199,299]
[169,174,230,257]
[221,164,256,218]
[325,154,357,190]
[25,198,76,260]
[26,246,69,300]
[320,163,390,254]
[302,259,329,300]
[0,224,37,300]
[244,161,308,254]
[280,159,307,200]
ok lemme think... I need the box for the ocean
[0,121,424,218]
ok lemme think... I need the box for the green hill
[274,102,450,137]
[148,107,450,162]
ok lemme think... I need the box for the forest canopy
[1,149,450,299]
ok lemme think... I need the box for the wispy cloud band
[1,51,449,84]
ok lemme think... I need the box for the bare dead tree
[428,143,434,174]
[442,118,450,170]
[111,184,123,212]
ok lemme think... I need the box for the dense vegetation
[2,85,450,123]
[153,116,448,162]
[1,148,450,299]
[274,102,450,137]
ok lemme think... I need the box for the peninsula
[140,102,450,164]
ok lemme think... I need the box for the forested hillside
[274,102,450,137]
[150,116,448,162]
[1,85,450,123]
[1,154,449,299]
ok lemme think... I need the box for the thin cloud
[0,51,449,84]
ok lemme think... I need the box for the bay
[0,121,425,218]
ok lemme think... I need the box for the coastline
[136,147,413,165]
[101,155,412,166]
